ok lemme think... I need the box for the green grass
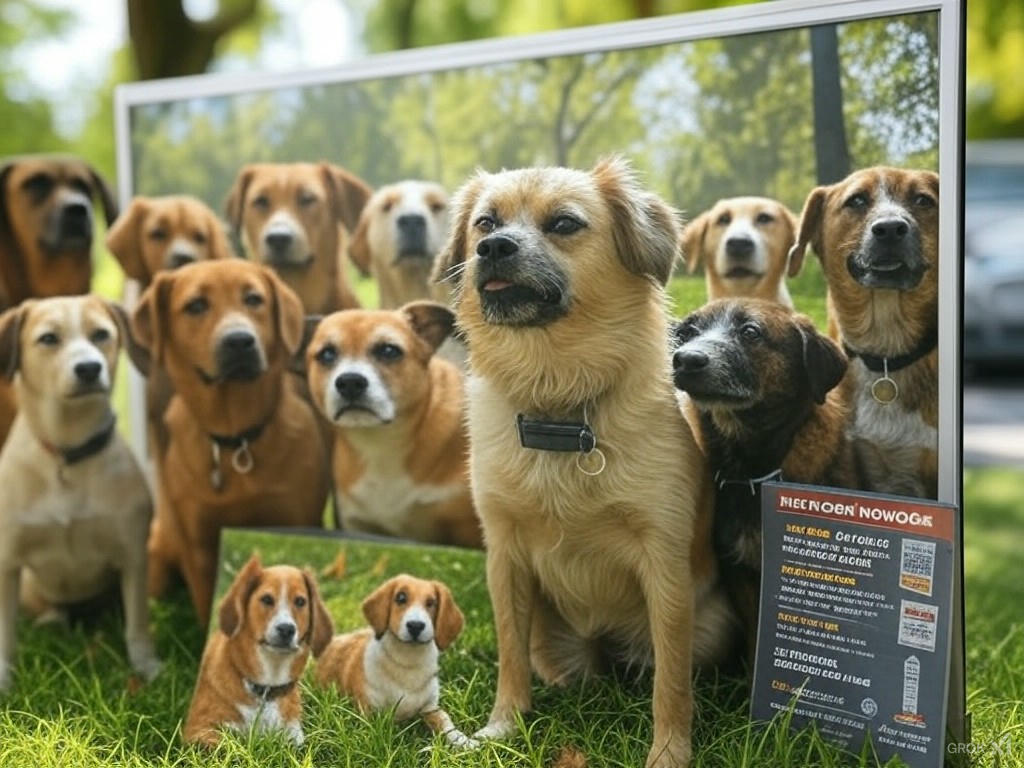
[1,469,1021,767]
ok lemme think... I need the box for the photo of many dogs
[0,10,943,768]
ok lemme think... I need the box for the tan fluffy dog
[132,260,329,624]
[789,167,938,498]
[0,296,159,692]
[315,574,474,747]
[306,303,480,547]
[184,554,333,746]
[432,157,733,768]
[224,162,372,314]
[348,181,451,309]
[107,195,233,460]
[682,197,798,307]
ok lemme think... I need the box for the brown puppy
[315,574,475,747]
[671,298,855,660]
[184,554,333,747]
[107,195,233,460]
[433,158,733,768]
[132,260,329,624]
[348,181,451,309]
[224,162,372,314]
[682,197,798,307]
[306,303,480,548]
[789,167,939,498]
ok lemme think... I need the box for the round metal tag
[871,376,899,404]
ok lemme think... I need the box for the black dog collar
[207,421,267,490]
[843,325,937,374]
[208,421,267,449]
[517,413,596,453]
[714,468,783,496]
[40,413,117,466]
[245,679,296,701]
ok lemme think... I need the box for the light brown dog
[184,554,333,747]
[107,195,233,460]
[224,162,372,314]
[789,167,938,498]
[305,303,481,548]
[682,197,798,307]
[432,158,734,768]
[348,181,451,309]
[0,295,158,692]
[315,574,475,747]
[132,260,329,624]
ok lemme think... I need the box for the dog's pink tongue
[483,280,513,291]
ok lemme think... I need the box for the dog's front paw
[646,735,692,768]
[446,728,481,751]
[287,721,305,747]
[127,642,163,682]
[473,718,516,742]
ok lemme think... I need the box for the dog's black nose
[397,213,426,235]
[74,361,102,383]
[725,236,755,258]
[476,234,518,260]
[62,201,90,220]
[274,623,297,643]
[405,620,426,639]
[335,372,368,400]
[168,251,195,269]
[222,330,256,352]
[870,218,909,242]
[673,349,709,373]
[264,230,294,251]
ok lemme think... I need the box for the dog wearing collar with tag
[184,554,333,747]
[789,166,939,499]
[672,298,858,664]
[132,260,329,626]
[0,295,160,692]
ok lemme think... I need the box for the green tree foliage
[967,0,1024,138]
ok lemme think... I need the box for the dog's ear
[432,171,488,291]
[680,212,709,274]
[798,317,847,404]
[207,211,235,261]
[262,266,305,357]
[361,577,396,640]
[347,207,373,276]
[106,197,151,284]
[299,315,323,364]
[0,161,31,307]
[324,164,372,232]
[402,301,455,354]
[0,303,28,381]
[592,156,680,286]
[218,553,263,638]
[780,204,801,278]
[104,300,150,377]
[131,270,174,366]
[302,569,334,658]
[789,187,828,277]
[223,166,255,237]
[432,581,464,651]
[87,165,118,227]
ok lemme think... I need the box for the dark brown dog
[224,163,371,314]
[132,260,329,625]
[672,298,855,660]
[789,167,939,498]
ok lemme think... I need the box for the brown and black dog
[0,155,118,448]
[132,260,329,625]
[789,167,939,498]
[107,195,233,460]
[224,163,372,315]
[671,298,855,660]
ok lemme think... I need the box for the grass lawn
[0,468,1021,767]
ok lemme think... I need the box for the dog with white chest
[0,295,159,693]
[315,574,475,748]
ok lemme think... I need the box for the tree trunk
[809,24,851,184]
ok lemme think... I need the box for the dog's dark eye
[373,343,403,362]
[716,212,732,226]
[294,595,307,608]
[382,200,394,214]
[243,292,265,308]
[547,215,585,236]
[37,331,59,346]
[148,228,168,241]
[260,594,274,607]
[315,344,338,366]
[474,215,497,233]
[740,323,763,342]
[673,321,697,343]
[844,193,870,211]
[193,231,207,245]
[23,173,54,201]
[395,590,407,605]
[425,597,436,609]
[184,297,209,316]
[430,201,446,214]
[298,192,318,208]
[90,328,111,344]
[252,195,270,210]
[755,212,775,225]
[912,193,936,208]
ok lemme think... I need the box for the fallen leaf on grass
[321,548,348,580]
[370,554,390,577]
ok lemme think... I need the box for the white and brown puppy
[349,181,451,309]
[432,157,733,768]
[184,554,333,747]
[682,197,798,307]
[0,295,159,692]
[789,167,939,498]
[315,574,474,748]
[306,303,481,548]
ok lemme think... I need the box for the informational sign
[751,483,958,768]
